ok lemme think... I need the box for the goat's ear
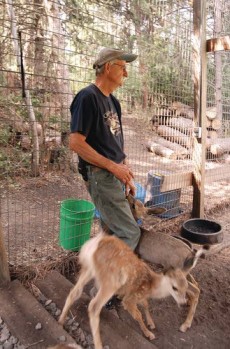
[126,193,135,205]
[182,255,196,274]
[146,207,167,215]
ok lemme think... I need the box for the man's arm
[69,132,134,185]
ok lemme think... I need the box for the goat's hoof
[148,323,156,330]
[58,318,64,326]
[146,331,155,340]
[180,323,190,333]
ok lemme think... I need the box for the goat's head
[126,193,166,221]
[161,245,209,305]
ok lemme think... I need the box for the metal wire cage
[0,0,229,268]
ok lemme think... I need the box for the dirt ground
[114,233,230,349]
[122,115,230,349]
[149,223,230,349]
[1,114,230,348]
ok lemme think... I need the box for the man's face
[107,60,128,87]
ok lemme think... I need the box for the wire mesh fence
[205,0,230,186]
[0,0,229,268]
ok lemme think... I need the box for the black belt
[87,165,102,173]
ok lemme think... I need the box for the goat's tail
[183,244,210,273]
[79,232,104,268]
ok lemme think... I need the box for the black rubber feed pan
[181,218,223,245]
[172,235,193,249]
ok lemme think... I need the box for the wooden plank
[36,271,157,349]
[159,165,229,193]
[192,0,207,218]
[0,222,10,285]
[0,280,76,348]
[206,36,230,52]
[160,172,193,192]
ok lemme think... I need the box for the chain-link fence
[0,0,229,269]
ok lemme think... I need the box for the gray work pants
[86,167,141,250]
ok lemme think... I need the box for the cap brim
[119,53,138,63]
[93,50,138,68]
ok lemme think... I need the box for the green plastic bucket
[59,199,95,251]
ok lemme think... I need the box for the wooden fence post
[0,221,10,285]
[192,0,207,218]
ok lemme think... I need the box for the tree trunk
[206,106,217,120]
[206,118,212,128]
[156,125,193,148]
[154,136,189,158]
[210,138,230,156]
[166,117,194,135]
[207,130,218,140]
[6,0,40,175]
[211,118,222,130]
[170,101,194,119]
[146,141,176,159]
[25,90,40,175]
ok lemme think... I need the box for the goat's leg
[88,286,115,349]
[58,268,92,325]
[187,273,199,288]
[180,279,200,332]
[122,298,155,340]
[140,299,155,330]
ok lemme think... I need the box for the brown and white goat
[59,233,207,349]
[126,194,201,269]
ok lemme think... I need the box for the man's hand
[109,163,134,185]
[125,180,136,197]
[109,162,136,196]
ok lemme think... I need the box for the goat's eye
[172,286,178,291]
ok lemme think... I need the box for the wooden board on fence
[159,165,229,192]
[160,172,193,192]
[0,222,10,285]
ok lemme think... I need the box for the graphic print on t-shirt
[103,110,121,136]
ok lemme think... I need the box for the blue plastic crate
[145,171,182,218]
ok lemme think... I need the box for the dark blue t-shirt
[70,84,126,178]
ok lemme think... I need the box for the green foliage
[0,147,31,178]
[1,0,228,121]
[0,127,11,145]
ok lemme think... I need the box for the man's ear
[105,61,111,73]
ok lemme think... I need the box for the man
[69,47,141,251]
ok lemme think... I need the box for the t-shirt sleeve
[70,91,97,136]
